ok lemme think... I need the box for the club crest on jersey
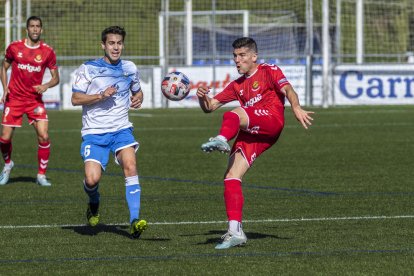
[252,81,260,91]
[34,54,42,63]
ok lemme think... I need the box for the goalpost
[158,9,249,67]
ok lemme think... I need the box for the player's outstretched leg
[215,229,247,249]
[0,161,14,185]
[201,136,230,153]
[130,219,147,239]
[36,174,52,186]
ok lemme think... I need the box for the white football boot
[215,230,247,249]
[201,136,230,153]
[36,174,52,187]
[0,161,14,185]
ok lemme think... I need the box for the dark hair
[26,16,42,28]
[101,26,126,43]
[232,37,258,53]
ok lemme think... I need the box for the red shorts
[2,99,48,127]
[231,106,285,166]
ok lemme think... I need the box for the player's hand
[292,106,314,129]
[101,86,117,99]
[1,88,9,103]
[33,84,49,94]
[196,86,210,98]
[130,91,143,109]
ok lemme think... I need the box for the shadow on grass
[182,230,292,245]
[6,176,38,185]
[62,224,131,238]
[62,224,171,241]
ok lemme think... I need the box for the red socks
[224,178,244,222]
[0,138,12,164]
[219,111,240,141]
[38,141,51,175]
[0,139,50,174]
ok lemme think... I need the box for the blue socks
[84,177,141,224]
[125,176,141,223]
[83,180,100,204]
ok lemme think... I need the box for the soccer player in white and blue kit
[71,26,147,238]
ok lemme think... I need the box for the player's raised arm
[282,84,314,129]
[197,86,222,113]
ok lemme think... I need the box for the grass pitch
[0,106,413,274]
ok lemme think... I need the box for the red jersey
[4,39,57,102]
[214,63,290,112]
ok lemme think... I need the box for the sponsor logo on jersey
[17,52,23,58]
[34,54,42,63]
[239,89,244,96]
[244,93,262,107]
[17,63,41,72]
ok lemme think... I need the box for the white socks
[229,220,242,235]
[216,135,228,142]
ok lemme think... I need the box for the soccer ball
[161,71,191,101]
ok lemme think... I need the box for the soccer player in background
[197,37,314,249]
[71,26,147,238]
[0,16,59,186]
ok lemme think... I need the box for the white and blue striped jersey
[72,58,141,136]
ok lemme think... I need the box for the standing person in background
[0,16,59,186]
[197,37,314,249]
[71,26,147,238]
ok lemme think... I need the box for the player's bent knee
[37,136,50,143]
[84,175,100,187]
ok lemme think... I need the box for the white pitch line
[13,121,413,134]
[1,215,413,229]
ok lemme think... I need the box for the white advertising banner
[334,65,414,105]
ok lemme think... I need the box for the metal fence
[1,0,414,107]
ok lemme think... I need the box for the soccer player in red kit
[197,37,314,249]
[0,16,59,186]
